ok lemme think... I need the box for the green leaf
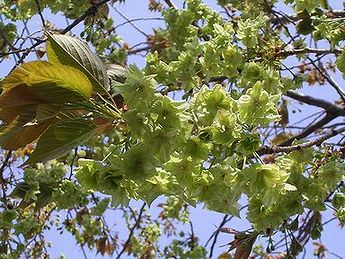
[290,238,303,256]
[25,119,97,164]
[336,51,345,77]
[332,193,345,209]
[91,198,110,216]
[0,61,92,103]
[296,11,314,35]
[320,0,329,9]
[106,64,126,84]
[0,209,17,228]
[0,104,84,150]
[46,33,109,93]
[75,158,101,191]
[0,60,92,150]
[11,182,54,210]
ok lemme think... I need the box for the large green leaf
[46,33,110,93]
[25,119,97,164]
[0,61,92,103]
[106,64,127,84]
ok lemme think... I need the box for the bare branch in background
[114,17,164,30]
[116,203,146,259]
[258,126,345,155]
[306,56,345,102]
[34,0,46,28]
[278,47,342,58]
[207,215,231,258]
[163,0,177,9]
[113,6,149,37]
[285,90,345,116]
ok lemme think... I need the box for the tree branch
[281,112,337,146]
[127,46,151,55]
[0,151,12,182]
[285,90,345,116]
[116,202,146,259]
[258,126,345,155]
[282,90,345,147]
[271,9,345,24]
[0,151,12,203]
[62,0,112,34]
[34,0,46,28]
[188,220,196,251]
[278,47,342,58]
[306,56,345,102]
[163,0,177,9]
[113,6,148,37]
[207,215,230,258]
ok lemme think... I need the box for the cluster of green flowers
[75,60,345,232]
[73,0,345,233]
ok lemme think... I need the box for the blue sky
[1,0,345,258]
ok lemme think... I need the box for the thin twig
[127,46,151,55]
[278,47,341,58]
[0,151,12,178]
[114,17,163,30]
[34,0,46,28]
[62,0,111,34]
[306,56,345,102]
[0,151,13,202]
[116,202,146,259]
[207,215,230,258]
[189,220,195,251]
[68,148,78,180]
[80,244,88,259]
[329,252,345,259]
[163,0,177,9]
[113,6,148,37]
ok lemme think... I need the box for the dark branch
[280,112,336,146]
[306,56,345,102]
[271,9,345,24]
[116,203,146,259]
[0,151,12,182]
[285,90,345,116]
[278,47,342,58]
[208,215,230,258]
[163,0,177,9]
[34,0,46,28]
[258,126,345,155]
[62,0,111,34]
[281,89,345,147]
